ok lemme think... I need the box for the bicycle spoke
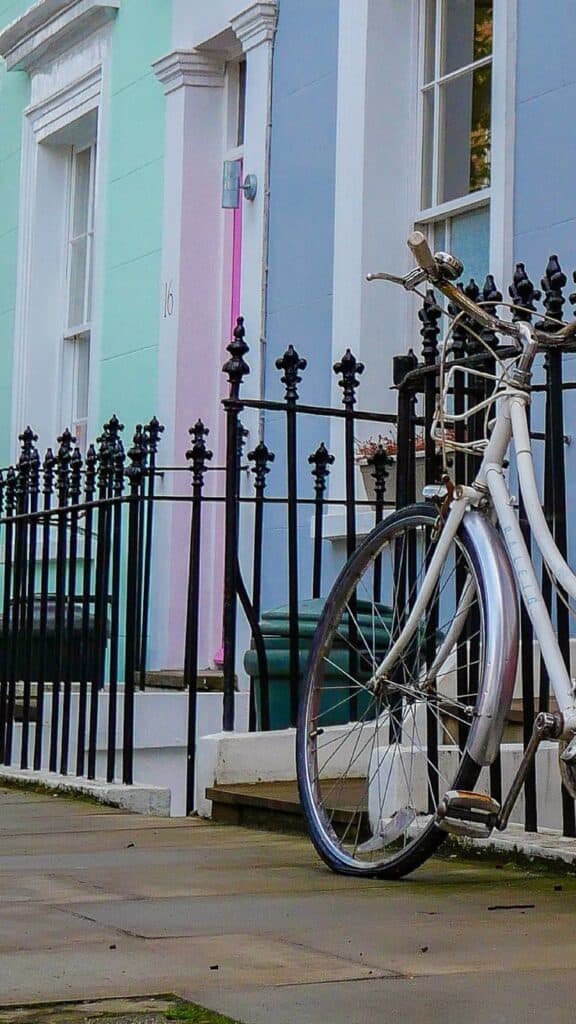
[299,510,486,875]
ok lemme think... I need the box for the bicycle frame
[375,326,576,761]
[484,390,576,735]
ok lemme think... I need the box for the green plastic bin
[244,598,394,729]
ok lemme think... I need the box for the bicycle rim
[297,504,484,878]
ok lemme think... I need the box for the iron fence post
[308,442,334,600]
[393,350,418,509]
[247,440,275,731]
[122,426,146,785]
[221,317,250,731]
[276,344,307,727]
[183,420,212,813]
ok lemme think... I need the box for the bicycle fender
[460,510,519,766]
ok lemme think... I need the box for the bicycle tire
[296,503,486,879]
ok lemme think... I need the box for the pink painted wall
[162,193,243,671]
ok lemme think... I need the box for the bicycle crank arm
[495,711,562,832]
[435,712,562,841]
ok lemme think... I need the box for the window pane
[74,422,88,452]
[443,0,492,76]
[421,88,435,208]
[423,0,436,83]
[433,221,446,252]
[85,236,93,323]
[237,60,246,147]
[438,64,491,202]
[68,236,88,328]
[72,148,91,238]
[449,205,489,287]
[470,63,491,192]
[75,337,90,421]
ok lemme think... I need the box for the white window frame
[416,0,493,272]
[418,0,493,216]
[326,0,515,536]
[65,141,97,338]
[62,139,97,450]
[0,2,118,454]
[9,36,110,452]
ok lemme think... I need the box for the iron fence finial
[509,263,541,322]
[186,419,213,487]
[333,349,364,407]
[248,441,275,493]
[538,255,566,332]
[276,344,307,402]
[223,316,250,396]
[308,442,335,496]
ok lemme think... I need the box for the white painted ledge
[318,508,392,542]
[0,767,171,816]
[196,728,296,817]
[0,0,120,70]
[230,2,277,52]
[152,49,226,94]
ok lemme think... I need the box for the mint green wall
[0,1,30,24]
[98,0,171,433]
[0,0,171,457]
[0,1,29,463]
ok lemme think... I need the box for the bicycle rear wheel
[296,503,486,878]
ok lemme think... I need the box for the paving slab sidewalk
[2,786,576,1023]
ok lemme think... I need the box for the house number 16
[163,280,175,318]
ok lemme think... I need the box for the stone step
[144,668,228,691]
[206,778,368,836]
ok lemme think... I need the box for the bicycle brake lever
[366,268,427,290]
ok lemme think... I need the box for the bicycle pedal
[435,789,500,840]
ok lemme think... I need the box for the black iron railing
[0,416,159,785]
[393,255,576,838]
[1,251,576,838]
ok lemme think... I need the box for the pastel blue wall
[258,0,339,613]
[514,1,576,268]
[514,0,576,569]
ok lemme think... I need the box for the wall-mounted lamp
[222,159,257,208]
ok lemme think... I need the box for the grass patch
[165,1002,241,1024]
[436,834,576,878]
[0,775,109,809]
[0,996,244,1024]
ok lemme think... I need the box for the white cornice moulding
[26,65,102,139]
[152,49,226,95]
[230,1,277,52]
[0,0,120,71]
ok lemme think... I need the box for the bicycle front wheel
[296,503,487,878]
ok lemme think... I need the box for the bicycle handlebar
[369,230,576,350]
[406,231,437,274]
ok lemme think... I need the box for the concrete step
[144,668,228,691]
[206,778,368,836]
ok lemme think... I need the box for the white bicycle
[296,231,576,878]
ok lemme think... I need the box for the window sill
[417,189,490,225]
[313,508,394,543]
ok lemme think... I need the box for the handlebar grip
[407,231,437,274]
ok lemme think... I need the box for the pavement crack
[271,971,407,988]
[51,904,149,941]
